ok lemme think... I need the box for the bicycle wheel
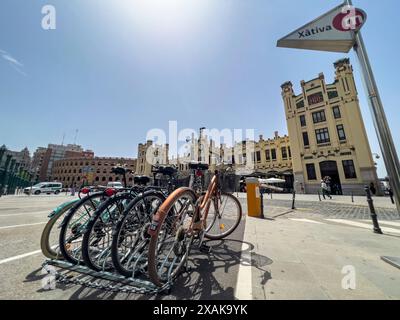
[111,191,166,277]
[40,200,77,260]
[204,192,242,240]
[82,193,135,271]
[59,193,105,264]
[148,188,197,288]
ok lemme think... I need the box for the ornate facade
[282,58,380,195]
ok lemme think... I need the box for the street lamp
[199,127,206,162]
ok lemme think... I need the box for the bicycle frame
[189,173,221,235]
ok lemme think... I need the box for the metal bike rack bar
[43,259,171,295]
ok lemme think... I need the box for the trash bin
[246,178,262,218]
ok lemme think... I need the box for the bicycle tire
[81,192,135,271]
[40,201,77,260]
[204,192,243,240]
[59,193,104,264]
[148,188,197,287]
[111,190,166,277]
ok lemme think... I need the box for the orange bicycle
[147,163,243,287]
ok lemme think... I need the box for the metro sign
[277,4,367,53]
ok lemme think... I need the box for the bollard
[246,178,262,218]
[291,190,296,210]
[351,192,354,203]
[260,190,265,219]
[365,186,383,234]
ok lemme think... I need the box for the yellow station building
[281,58,380,195]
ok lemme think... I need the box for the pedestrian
[369,182,377,196]
[388,187,394,204]
[321,180,332,200]
[70,184,75,197]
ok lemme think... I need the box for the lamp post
[199,127,206,163]
[346,0,400,213]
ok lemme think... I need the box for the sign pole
[347,0,400,213]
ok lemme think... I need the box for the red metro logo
[333,7,367,32]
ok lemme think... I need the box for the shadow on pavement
[32,238,272,300]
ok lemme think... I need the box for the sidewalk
[237,212,400,300]
[236,192,396,209]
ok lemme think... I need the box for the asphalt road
[0,195,246,300]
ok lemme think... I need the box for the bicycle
[81,166,159,272]
[41,185,112,260]
[110,165,179,277]
[58,166,130,265]
[147,163,243,287]
[40,198,79,260]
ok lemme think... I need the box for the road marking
[235,223,253,300]
[326,219,400,234]
[0,211,49,217]
[0,222,47,230]
[0,250,43,265]
[365,220,400,228]
[289,218,325,225]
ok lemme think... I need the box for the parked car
[24,182,63,195]
[106,182,124,189]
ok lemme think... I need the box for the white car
[106,182,124,189]
[24,182,63,195]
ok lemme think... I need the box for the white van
[24,182,63,195]
[106,182,124,189]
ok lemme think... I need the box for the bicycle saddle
[188,162,209,171]
[152,165,177,176]
[111,166,131,176]
[134,176,151,186]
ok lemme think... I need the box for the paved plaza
[0,194,399,300]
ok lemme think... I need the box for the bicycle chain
[42,261,170,295]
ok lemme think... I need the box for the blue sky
[0,0,399,177]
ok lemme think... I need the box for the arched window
[95,177,99,182]
[102,177,106,181]
[109,177,113,181]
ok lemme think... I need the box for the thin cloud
[0,49,27,76]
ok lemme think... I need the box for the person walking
[70,184,76,197]
[388,187,394,204]
[369,182,377,196]
[321,180,332,200]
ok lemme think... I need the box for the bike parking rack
[42,259,174,295]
